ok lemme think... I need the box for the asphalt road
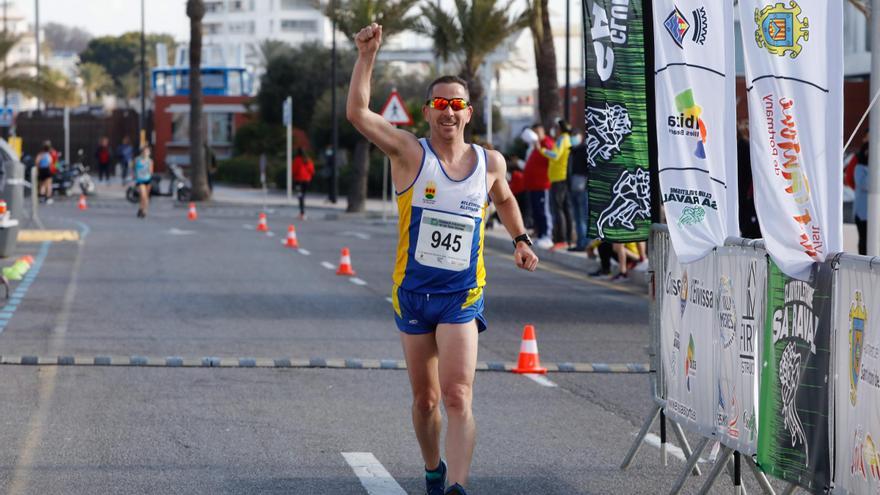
[0,193,789,494]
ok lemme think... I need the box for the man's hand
[354,23,382,56]
[514,243,539,272]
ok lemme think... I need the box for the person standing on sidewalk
[133,145,154,218]
[95,136,112,183]
[568,139,590,251]
[540,119,573,250]
[346,23,538,495]
[854,141,869,255]
[116,136,134,184]
[522,124,554,249]
[291,148,315,219]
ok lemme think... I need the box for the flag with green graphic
[585,0,651,241]
[757,260,832,491]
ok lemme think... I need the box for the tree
[0,33,74,105]
[79,32,176,97]
[187,0,209,201]
[43,22,92,54]
[417,0,529,139]
[41,68,79,107]
[78,62,113,106]
[256,39,292,70]
[323,0,421,212]
[525,0,560,129]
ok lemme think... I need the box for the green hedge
[216,154,285,188]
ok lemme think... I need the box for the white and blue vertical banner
[834,262,880,495]
[661,247,717,436]
[738,0,843,281]
[653,0,738,263]
[715,246,765,456]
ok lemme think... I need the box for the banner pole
[744,456,776,495]
[867,0,880,255]
[642,0,661,225]
[659,410,667,465]
[667,437,709,495]
[619,404,661,469]
[695,446,734,495]
[670,422,702,476]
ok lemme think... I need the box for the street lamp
[329,0,338,204]
[34,0,39,110]
[140,0,146,146]
[564,0,570,123]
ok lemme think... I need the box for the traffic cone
[284,224,299,249]
[256,212,269,232]
[187,202,198,221]
[21,255,34,265]
[336,247,356,276]
[512,324,547,374]
[78,195,88,210]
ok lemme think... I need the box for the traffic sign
[282,97,292,126]
[0,107,14,127]
[379,90,412,126]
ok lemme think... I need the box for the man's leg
[400,332,442,471]
[436,321,479,487]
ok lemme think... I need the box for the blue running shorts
[392,285,488,335]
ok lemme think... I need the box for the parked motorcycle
[126,162,192,203]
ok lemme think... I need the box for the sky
[20,0,191,40]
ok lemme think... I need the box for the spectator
[204,143,218,192]
[540,119,573,250]
[854,141,869,255]
[568,139,589,251]
[95,136,112,183]
[116,136,134,184]
[35,142,55,204]
[506,155,531,230]
[610,242,643,282]
[291,148,315,220]
[522,123,554,249]
[737,121,761,238]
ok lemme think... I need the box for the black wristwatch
[513,233,532,248]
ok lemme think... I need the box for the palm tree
[524,0,560,129]
[41,68,79,107]
[78,62,113,106]
[417,0,529,139]
[187,0,210,200]
[0,33,74,105]
[323,0,421,212]
[257,39,292,69]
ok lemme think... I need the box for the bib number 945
[431,231,462,252]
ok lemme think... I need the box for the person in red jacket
[291,148,315,219]
[521,123,554,249]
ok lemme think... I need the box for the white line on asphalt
[385,297,393,304]
[340,231,371,240]
[524,373,557,387]
[350,277,367,286]
[321,261,335,270]
[298,249,310,255]
[266,231,275,237]
[644,433,710,464]
[242,224,253,229]
[342,452,407,495]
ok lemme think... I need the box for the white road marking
[342,452,406,495]
[644,433,710,464]
[242,224,253,229]
[340,231,371,240]
[385,297,393,304]
[266,231,275,237]
[298,249,310,255]
[350,277,367,286]
[321,261,335,270]
[167,228,195,235]
[524,373,557,387]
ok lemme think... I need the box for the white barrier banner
[661,246,716,435]
[715,247,765,455]
[737,0,843,280]
[834,264,880,495]
[654,0,738,263]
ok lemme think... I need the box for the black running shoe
[445,483,468,495]
[425,460,446,495]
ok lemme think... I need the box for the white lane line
[321,261,335,270]
[385,297,393,304]
[298,248,311,256]
[644,433,710,464]
[524,373,557,387]
[266,231,276,237]
[242,224,253,229]
[350,277,367,286]
[340,231,371,240]
[342,452,407,495]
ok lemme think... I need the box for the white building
[0,0,40,111]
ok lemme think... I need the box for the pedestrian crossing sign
[380,90,413,126]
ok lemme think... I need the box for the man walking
[346,23,538,495]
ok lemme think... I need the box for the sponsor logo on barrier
[780,340,809,463]
[662,187,717,228]
[595,167,651,237]
[680,270,689,317]
[743,409,757,443]
[719,276,736,349]
[663,6,708,48]
[671,330,680,377]
[762,94,824,259]
[668,89,708,160]
[678,206,705,227]
[740,262,759,376]
[668,397,697,422]
[589,1,631,82]
[850,291,866,406]
[851,427,880,482]
[754,1,809,59]
[586,103,633,168]
[772,280,818,354]
[686,334,696,392]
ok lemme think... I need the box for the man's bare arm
[486,150,538,271]
[345,24,420,164]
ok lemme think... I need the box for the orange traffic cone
[78,195,88,210]
[336,247,356,276]
[512,324,547,374]
[284,224,299,249]
[187,202,198,221]
[21,255,34,265]
[256,212,269,232]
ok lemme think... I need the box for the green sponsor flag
[585,0,651,241]
[757,260,832,491]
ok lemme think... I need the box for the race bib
[415,209,475,271]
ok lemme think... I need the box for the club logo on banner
[835,265,880,494]
[738,0,842,280]
[661,247,716,436]
[654,0,738,263]
[716,247,764,455]
[758,260,832,490]
[586,0,651,242]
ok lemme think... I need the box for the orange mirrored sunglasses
[426,97,470,111]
